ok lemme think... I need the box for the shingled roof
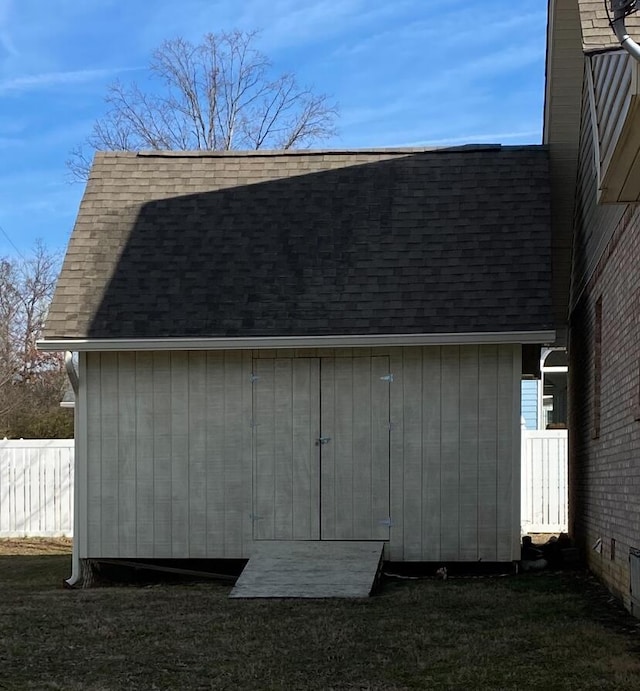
[43,146,552,342]
[578,0,640,52]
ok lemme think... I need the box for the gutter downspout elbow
[612,14,640,62]
[64,351,81,588]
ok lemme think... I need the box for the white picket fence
[0,439,74,537]
[521,430,568,534]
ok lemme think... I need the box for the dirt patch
[0,537,72,556]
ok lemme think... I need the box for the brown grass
[0,539,639,690]
[0,537,72,556]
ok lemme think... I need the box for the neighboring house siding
[593,52,633,177]
[78,345,521,563]
[521,380,538,430]
[572,60,625,305]
[570,59,640,607]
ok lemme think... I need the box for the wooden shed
[39,147,553,574]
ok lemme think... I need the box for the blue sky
[0,0,547,258]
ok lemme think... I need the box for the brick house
[546,0,640,611]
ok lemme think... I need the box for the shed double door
[252,356,390,541]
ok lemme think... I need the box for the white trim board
[38,331,556,352]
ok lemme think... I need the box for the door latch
[316,436,331,445]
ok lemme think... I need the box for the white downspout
[611,4,640,62]
[64,351,81,587]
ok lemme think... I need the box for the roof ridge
[92,143,545,162]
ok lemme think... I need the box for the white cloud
[0,67,138,94]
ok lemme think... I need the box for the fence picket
[0,440,74,538]
[521,430,568,534]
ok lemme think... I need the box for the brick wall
[569,205,640,610]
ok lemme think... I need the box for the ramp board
[229,541,384,598]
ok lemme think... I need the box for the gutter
[64,351,81,588]
[37,330,557,353]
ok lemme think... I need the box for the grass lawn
[1,540,640,690]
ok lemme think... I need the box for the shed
[39,146,553,568]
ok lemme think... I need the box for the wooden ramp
[229,541,384,599]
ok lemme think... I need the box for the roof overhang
[542,0,585,346]
[37,331,556,353]
[598,57,640,202]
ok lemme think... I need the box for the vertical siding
[84,351,253,558]
[252,357,320,541]
[152,352,172,557]
[319,356,390,541]
[459,347,480,560]
[401,348,423,559]
[439,347,461,560]
[187,351,207,557]
[477,346,499,560]
[391,344,520,562]
[421,347,441,561]
[135,352,155,557]
[83,345,520,562]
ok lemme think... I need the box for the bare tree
[0,243,71,438]
[68,30,338,181]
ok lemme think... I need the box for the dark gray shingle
[44,146,552,340]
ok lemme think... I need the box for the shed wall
[79,345,521,562]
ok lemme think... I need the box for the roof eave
[37,331,557,353]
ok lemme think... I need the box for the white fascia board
[542,0,556,144]
[37,331,556,352]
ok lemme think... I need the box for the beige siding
[388,345,521,562]
[82,351,253,558]
[81,345,521,561]
[591,52,640,203]
[593,53,633,176]
[573,60,626,306]
[544,0,585,344]
[252,358,320,540]
[319,356,390,541]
